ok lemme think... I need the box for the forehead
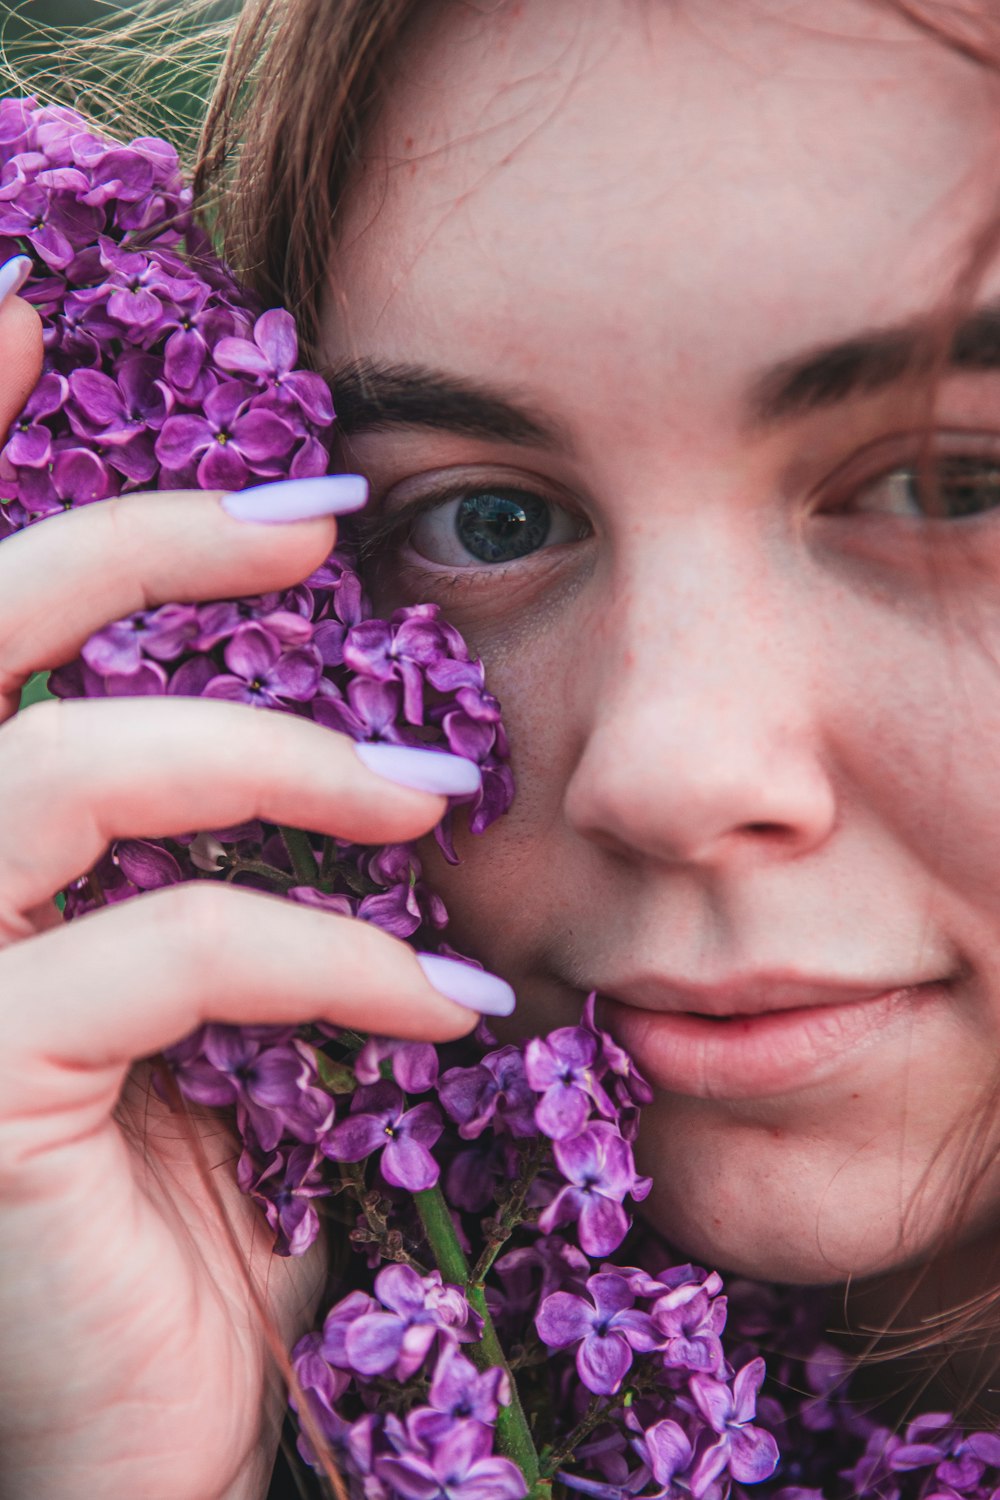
[322,0,1000,417]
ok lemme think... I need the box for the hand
[0,295,493,1500]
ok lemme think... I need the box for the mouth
[594,973,948,1100]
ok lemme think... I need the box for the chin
[630,1104,961,1287]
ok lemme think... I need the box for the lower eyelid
[406,490,586,568]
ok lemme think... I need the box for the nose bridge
[563,519,837,865]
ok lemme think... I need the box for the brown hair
[12,0,1000,1478]
[193,0,1000,1435]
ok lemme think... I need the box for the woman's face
[320,0,1000,1289]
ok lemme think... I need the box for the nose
[562,522,838,869]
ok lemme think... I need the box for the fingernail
[354,742,482,796]
[417,953,516,1016]
[221,473,369,523]
[0,255,32,305]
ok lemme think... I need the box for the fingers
[0,880,482,1076]
[0,696,464,915]
[0,484,355,716]
[0,288,44,444]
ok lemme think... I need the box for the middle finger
[0,695,477,919]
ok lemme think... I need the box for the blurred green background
[1,0,239,148]
[1,0,239,710]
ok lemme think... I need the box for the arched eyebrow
[321,305,1000,447]
[319,358,572,449]
[747,301,1000,425]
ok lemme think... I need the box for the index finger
[0,478,366,716]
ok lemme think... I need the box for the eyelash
[353,480,588,573]
[349,434,1000,584]
[818,431,1000,521]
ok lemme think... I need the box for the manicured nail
[0,255,32,305]
[354,742,482,796]
[417,953,516,1016]
[221,473,369,523]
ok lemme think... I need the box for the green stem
[413,1185,541,1487]
[225,858,298,892]
[279,825,320,885]
[471,1140,549,1285]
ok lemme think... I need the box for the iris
[454,488,550,562]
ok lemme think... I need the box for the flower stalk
[414,1184,541,1487]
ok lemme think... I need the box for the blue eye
[408,486,583,566]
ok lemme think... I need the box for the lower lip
[597,985,942,1100]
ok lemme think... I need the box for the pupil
[455,489,550,563]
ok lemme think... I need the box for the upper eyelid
[353,470,588,544]
[813,427,1000,509]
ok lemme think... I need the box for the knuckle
[142,880,251,989]
[2,697,69,775]
[100,492,152,607]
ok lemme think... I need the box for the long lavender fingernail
[417,953,516,1016]
[355,742,481,796]
[0,255,32,306]
[221,473,369,523]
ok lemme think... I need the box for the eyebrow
[320,358,571,449]
[748,300,1000,425]
[321,303,1000,450]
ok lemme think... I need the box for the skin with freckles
[320,0,1000,1306]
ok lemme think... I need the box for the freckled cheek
[415,623,584,971]
[848,623,1000,892]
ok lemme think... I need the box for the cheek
[417,591,586,960]
[839,595,1000,907]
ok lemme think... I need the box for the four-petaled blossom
[688,1359,780,1495]
[538,1122,652,1257]
[377,1415,527,1500]
[344,1265,481,1381]
[427,1345,510,1429]
[201,621,322,707]
[214,307,334,423]
[650,1276,727,1375]
[322,1079,444,1190]
[154,379,296,489]
[524,1025,616,1140]
[439,1045,537,1140]
[536,1271,660,1394]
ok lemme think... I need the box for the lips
[593,972,946,1100]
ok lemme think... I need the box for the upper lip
[595,971,942,1018]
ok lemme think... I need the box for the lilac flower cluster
[2,93,998,1500]
[277,996,780,1500]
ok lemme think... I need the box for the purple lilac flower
[425,1344,510,1429]
[82,602,199,676]
[318,1288,380,1369]
[688,1360,780,1492]
[2,370,66,466]
[201,622,322,706]
[343,1265,481,1381]
[438,1045,537,1140]
[322,1080,444,1190]
[536,1271,660,1394]
[649,1275,728,1375]
[524,1025,616,1141]
[377,1414,527,1500]
[154,379,297,489]
[166,1025,335,1152]
[353,1036,439,1093]
[236,1142,331,1257]
[111,838,182,889]
[538,1121,652,1257]
[214,308,333,424]
[0,180,102,266]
